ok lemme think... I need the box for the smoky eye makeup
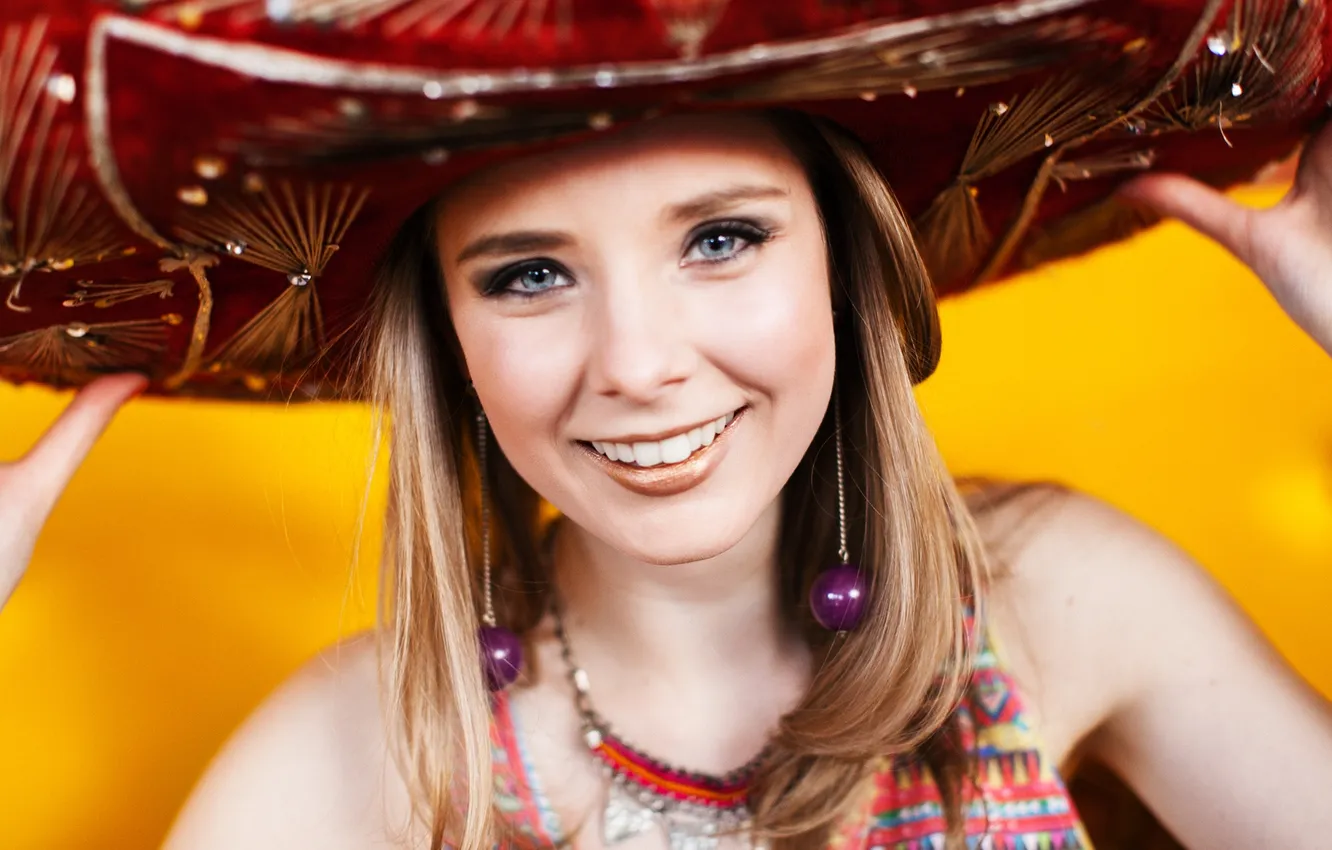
[682,217,778,266]
[477,258,575,298]
[470,214,780,297]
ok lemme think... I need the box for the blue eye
[487,261,572,297]
[684,222,772,265]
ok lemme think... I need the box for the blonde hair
[351,109,990,850]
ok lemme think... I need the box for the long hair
[351,109,990,850]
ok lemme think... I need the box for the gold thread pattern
[1139,0,1324,143]
[0,18,126,313]
[0,315,176,386]
[175,180,369,279]
[131,0,574,40]
[237,101,633,166]
[713,14,1116,102]
[63,276,174,308]
[173,181,368,376]
[1050,148,1156,190]
[916,73,1131,283]
[643,0,732,59]
[96,0,1101,98]
[1017,194,1161,270]
[203,282,325,377]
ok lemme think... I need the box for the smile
[578,408,746,497]
[588,410,738,468]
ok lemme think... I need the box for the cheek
[452,305,583,458]
[696,242,836,405]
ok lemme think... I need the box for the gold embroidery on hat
[97,0,1101,96]
[972,0,1225,286]
[175,180,368,280]
[0,18,125,313]
[713,14,1112,102]
[159,251,218,389]
[173,180,367,376]
[0,316,173,386]
[916,73,1127,284]
[239,100,611,166]
[136,0,574,40]
[1017,195,1161,271]
[63,277,175,308]
[1049,148,1156,191]
[204,279,326,376]
[381,0,574,40]
[642,0,732,59]
[1138,0,1323,144]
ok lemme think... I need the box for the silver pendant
[603,782,658,845]
[662,811,722,850]
[601,782,755,850]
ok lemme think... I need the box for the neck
[552,500,803,688]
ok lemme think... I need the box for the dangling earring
[809,388,868,632]
[475,408,523,690]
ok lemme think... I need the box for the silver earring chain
[476,409,496,628]
[834,389,850,565]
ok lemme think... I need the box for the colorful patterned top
[489,622,1092,850]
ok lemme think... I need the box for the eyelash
[481,219,775,298]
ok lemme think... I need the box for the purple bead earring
[475,408,523,690]
[809,389,868,632]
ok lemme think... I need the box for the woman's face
[436,114,836,565]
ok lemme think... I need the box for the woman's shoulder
[960,480,1238,770]
[162,630,418,850]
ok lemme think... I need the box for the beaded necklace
[552,600,769,850]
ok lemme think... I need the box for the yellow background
[2,186,1330,848]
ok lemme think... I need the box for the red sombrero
[0,0,1326,400]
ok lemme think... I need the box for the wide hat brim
[0,0,1327,400]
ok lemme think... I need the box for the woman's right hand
[0,372,148,612]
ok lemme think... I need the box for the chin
[580,495,770,567]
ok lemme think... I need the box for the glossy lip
[578,407,747,497]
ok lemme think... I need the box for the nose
[586,273,695,403]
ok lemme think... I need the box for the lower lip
[579,410,746,497]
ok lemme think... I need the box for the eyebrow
[452,184,789,265]
[663,184,789,224]
[456,230,572,264]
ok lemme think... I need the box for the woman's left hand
[1121,116,1332,355]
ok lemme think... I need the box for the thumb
[1119,173,1258,268]
[17,373,149,517]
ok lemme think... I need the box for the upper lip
[580,408,742,444]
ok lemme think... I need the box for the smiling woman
[5,2,1332,850]
[352,110,990,848]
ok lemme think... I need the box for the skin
[3,114,1332,848]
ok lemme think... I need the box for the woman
[3,107,1330,849]
[3,6,1332,850]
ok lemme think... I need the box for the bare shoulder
[162,631,417,850]
[966,482,1332,845]
[963,482,1256,768]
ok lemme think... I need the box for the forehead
[434,113,809,231]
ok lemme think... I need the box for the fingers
[18,373,149,516]
[1118,173,1258,268]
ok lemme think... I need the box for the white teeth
[632,441,662,467]
[590,409,739,467]
[686,427,703,452]
[659,434,691,464]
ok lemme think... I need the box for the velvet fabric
[0,0,1328,399]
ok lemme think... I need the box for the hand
[0,373,147,612]
[1120,117,1332,355]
